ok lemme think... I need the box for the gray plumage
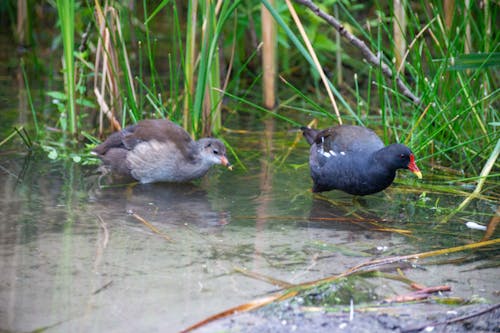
[93,119,231,183]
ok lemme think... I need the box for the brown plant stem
[286,0,342,124]
[181,238,499,332]
[293,0,421,105]
[384,285,451,303]
[262,0,277,109]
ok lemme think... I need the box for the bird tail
[300,126,319,145]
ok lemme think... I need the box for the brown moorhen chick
[93,119,232,184]
[301,125,422,195]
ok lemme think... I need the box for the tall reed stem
[261,0,277,109]
[56,0,76,136]
[393,0,407,73]
[16,0,31,46]
[183,0,198,130]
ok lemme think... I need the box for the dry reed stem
[131,213,172,241]
[393,0,407,74]
[181,238,499,332]
[94,1,120,133]
[94,88,121,131]
[180,293,294,333]
[96,215,109,249]
[293,0,421,105]
[92,281,114,295]
[234,267,294,288]
[309,238,500,287]
[384,285,451,303]
[397,17,437,75]
[262,0,277,109]
[94,1,136,134]
[482,206,500,241]
[286,0,343,124]
[16,0,29,45]
[443,0,455,31]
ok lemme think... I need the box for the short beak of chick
[220,156,233,171]
[408,154,422,179]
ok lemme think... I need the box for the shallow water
[0,125,499,332]
[0,31,498,331]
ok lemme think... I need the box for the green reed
[55,0,76,136]
[17,0,499,181]
[250,0,498,191]
[190,0,243,136]
[109,0,244,137]
[317,1,499,175]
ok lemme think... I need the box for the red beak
[408,154,422,179]
[220,156,233,170]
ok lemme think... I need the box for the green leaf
[71,154,82,163]
[48,149,58,160]
[76,97,97,108]
[46,91,68,101]
[447,53,500,70]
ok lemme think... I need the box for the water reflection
[308,195,384,230]
[0,133,498,333]
[0,157,241,332]
[90,182,230,228]
[298,195,392,255]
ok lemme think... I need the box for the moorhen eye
[92,119,232,184]
[301,125,422,195]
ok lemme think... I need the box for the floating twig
[180,238,499,332]
[384,285,451,303]
[179,293,295,333]
[234,267,294,288]
[92,281,114,295]
[96,215,109,249]
[131,212,172,242]
[482,206,500,241]
[313,238,500,284]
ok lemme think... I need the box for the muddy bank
[194,302,500,333]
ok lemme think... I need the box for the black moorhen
[301,125,422,195]
[93,119,232,183]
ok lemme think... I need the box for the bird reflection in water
[90,182,230,229]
